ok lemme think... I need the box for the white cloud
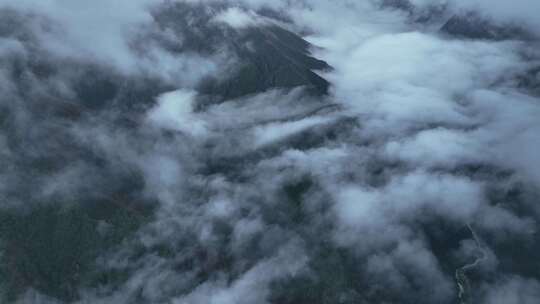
[412,0,540,33]
[0,0,154,71]
[383,128,486,168]
[2,1,540,303]
[213,7,260,28]
[252,115,334,148]
[147,89,209,137]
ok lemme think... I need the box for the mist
[1,1,539,303]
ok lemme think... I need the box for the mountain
[197,25,330,103]
[154,2,330,105]
[1,2,540,304]
[440,12,533,41]
[0,4,332,302]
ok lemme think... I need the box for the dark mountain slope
[440,13,533,41]
[198,25,330,103]
[153,3,330,104]
[0,5,331,302]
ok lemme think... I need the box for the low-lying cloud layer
[1,1,539,303]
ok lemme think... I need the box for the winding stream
[455,224,487,304]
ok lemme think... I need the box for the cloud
[1,1,540,303]
[147,89,209,137]
[0,0,223,84]
[411,0,540,33]
[212,7,261,28]
[173,241,307,304]
[0,0,154,72]
[251,115,335,148]
[480,276,540,304]
[383,128,486,168]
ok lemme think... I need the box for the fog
[1,1,539,303]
